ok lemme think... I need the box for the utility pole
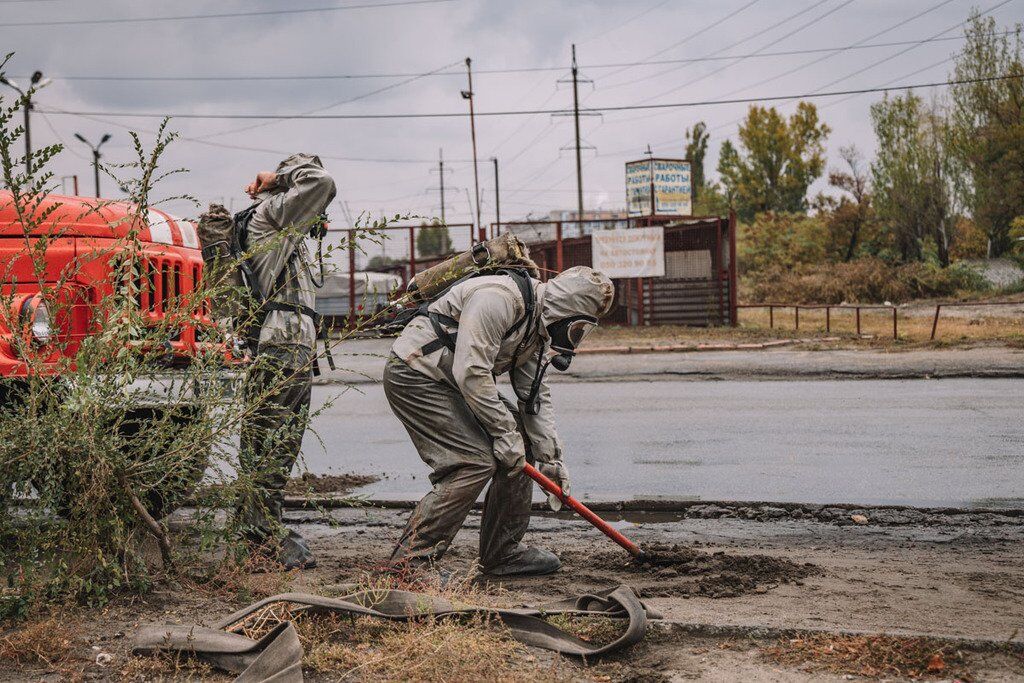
[491,157,500,237]
[555,46,596,226]
[571,44,584,222]
[461,58,482,240]
[74,133,112,197]
[1,71,51,176]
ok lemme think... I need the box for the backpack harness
[231,203,335,376]
[396,267,551,415]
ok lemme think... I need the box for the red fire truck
[1,191,225,515]
[1,190,215,374]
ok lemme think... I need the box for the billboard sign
[625,158,692,216]
[591,227,665,278]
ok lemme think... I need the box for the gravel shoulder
[3,507,1021,681]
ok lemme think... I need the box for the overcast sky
[2,0,1020,260]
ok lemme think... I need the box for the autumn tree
[949,12,1024,256]
[717,102,830,221]
[870,92,959,266]
[684,121,709,203]
[827,145,876,261]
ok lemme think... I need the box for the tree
[684,121,709,203]
[415,222,452,258]
[827,145,874,261]
[949,13,1024,257]
[870,92,959,266]
[717,102,830,221]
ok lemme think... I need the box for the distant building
[506,208,630,244]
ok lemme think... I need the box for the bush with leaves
[0,54,401,614]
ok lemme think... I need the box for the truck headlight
[21,297,52,345]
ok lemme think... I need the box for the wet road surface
[302,378,1023,508]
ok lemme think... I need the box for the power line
[192,60,461,140]
[605,0,835,92]
[0,0,455,27]
[40,74,1024,121]
[39,105,471,164]
[632,0,858,103]
[600,0,764,82]
[712,0,961,101]
[598,0,1009,143]
[14,32,1010,84]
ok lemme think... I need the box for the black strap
[260,300,336,376]
[417,268,535,357]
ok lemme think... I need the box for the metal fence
[737,303,899,339]
[503,215,737,327]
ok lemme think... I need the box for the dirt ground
[4,503,1022,681]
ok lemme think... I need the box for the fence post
[348,229,357,328]
[769,305,774,329]
[930,304,942,340]
[855,307,861,336]
[795,306,800,331]
[826,306,831,333]
[555,221,564,272]
[408,225,417,278]
[892,307,898,340]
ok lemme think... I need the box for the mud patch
[568,543,816,598]
[285,472,380,496]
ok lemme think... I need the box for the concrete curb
[577,338,840,355]
[650,620,1024,650]
[282,496,1024,526]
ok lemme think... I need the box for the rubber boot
[482,546,560,577]
[275,530,317,570]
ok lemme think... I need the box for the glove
[537,460,570,511]
[493,431,526,477]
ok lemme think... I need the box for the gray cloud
[2,0,1015,261]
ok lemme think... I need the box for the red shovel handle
[523,463,643,560]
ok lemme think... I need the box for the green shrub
[743,257,990,304]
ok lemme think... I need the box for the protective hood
[539,266,615,329]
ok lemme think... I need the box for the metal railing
[736,303,899,339]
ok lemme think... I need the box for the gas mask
[517,314,598,416]
[545,314,598,371]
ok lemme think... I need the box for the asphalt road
[302,378,1023,509]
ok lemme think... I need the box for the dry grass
[761,634,971,680]
[545,614,624,647]
[0,617,79,669]
[587,303,1024,350]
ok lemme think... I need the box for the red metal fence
[504,215,737,327]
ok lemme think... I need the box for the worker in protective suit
[235,153,336,570]
[385,265,614,576]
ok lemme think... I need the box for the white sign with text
[591,227,666,278]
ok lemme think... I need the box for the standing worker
[385,265,614,577]
[235,153,336,570]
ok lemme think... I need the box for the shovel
[523,463,654,564]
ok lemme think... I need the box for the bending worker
[236,153,336,570]
[385,265,614,576]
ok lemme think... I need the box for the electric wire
[0,0,456,27]
[598,0,764,82]
[14,31,1012,84]
[632,0,858,103]
[38,74,1024,121]
[193,60,462,140]
[604,0,836,93]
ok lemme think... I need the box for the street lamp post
[74,133,112,198]
[0,71,51,175]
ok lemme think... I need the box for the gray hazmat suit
[386,266,614,571]
[238,154,337,545]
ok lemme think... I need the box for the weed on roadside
[761,634,973,680]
